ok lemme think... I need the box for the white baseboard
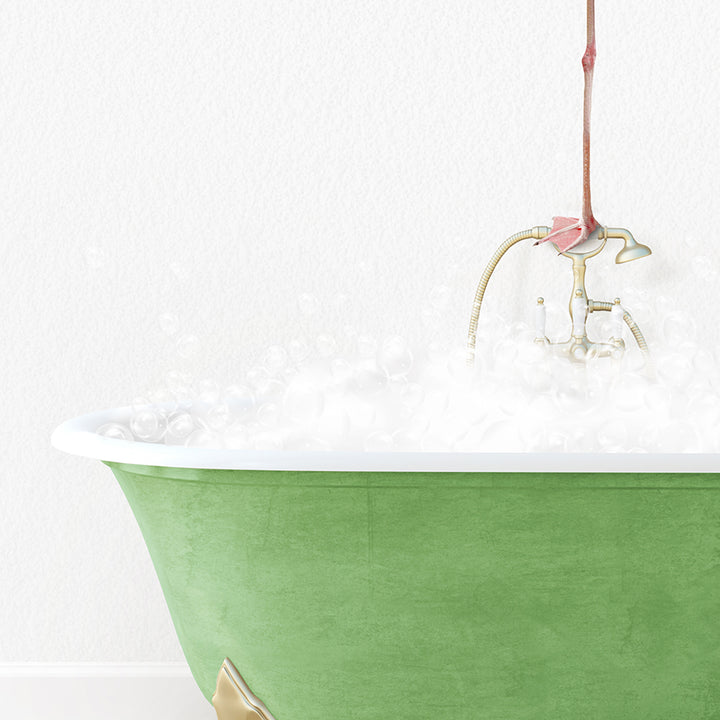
[0,662,192,677]
[0,663,215,720]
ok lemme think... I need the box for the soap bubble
[263,345,288,373]
[453,422,486,451]
[597,421,628,451]
[158,313,180,336]
[421,432,452,452]
[521,358,554,394]
[298,293,320,318]
[611,374,648,412]
[377,336,413,377]
[508,321,531,342]
[480,420,524,453]
[342,324,358,347]
[656,351,694,390]
[518,403,549,449]
[497,386,527,417]
[555,376,588,414]
[446,346,472,382]
[253,432,283,450]
[255,378,286,404]
[288,338,311,364]
[644,383,672,416]
[316,403,350,442]
[196,378,220,405]
[663,311,696,346]
[681,235,699,253]
[401,382,425,412]
[130,408,165,442]
[332,292,350,314]
[176,333,200,359]
[165,412,195,442]
[84,245,106,269]
[492,338,518,370]
[131,396,152,413]
[621,347,647,374]
[316,334,338,358]
[257,403,280,428]
[357,334,377,358]
[223,384,255,420]
[203,403,232,433]
[421,306,443,332]
[185,429,222,448]
[593,314,615,342]
[165,371,194,407]
[518,340,546,364]
[286,435,331,452]
[223,423,250,449]
[364,432,394,452]
[170,261,191,281]
[423,389,450,416]
[97,422,133,441]
[427,339,450,367]
[148,388,177,412]
[657,422,700,453]
[436,412,473,448]
[691,255,717,281]
[544,429,570,453]
[246,366,271,391]
[429,285,452,312]
[694,348,716,376]
[392,429,420,451]
[358,256,379,276]
[331,358,353,385]
[345,395,376,431]
[284,379,325,424]
[353,363,388,395]
[387,374,408,396]
[693,393,720,430]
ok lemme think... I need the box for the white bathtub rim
[51,406,720,473]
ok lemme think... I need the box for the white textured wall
[1,0,718,662]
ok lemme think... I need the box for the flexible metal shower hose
[466,226,550,365]
[589,301,649,354]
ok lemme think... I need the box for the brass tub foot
[212,658,276,720]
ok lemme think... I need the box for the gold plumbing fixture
[467,225,651,366]
[213,657,276,720]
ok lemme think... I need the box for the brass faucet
[467,225,651,366]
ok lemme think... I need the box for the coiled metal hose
[466,226,550,366]
[588,300,649,355]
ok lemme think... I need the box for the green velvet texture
[107,463,720,719]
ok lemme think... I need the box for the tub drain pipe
[467,226,551,366]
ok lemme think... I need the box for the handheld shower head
[612,228,652,264]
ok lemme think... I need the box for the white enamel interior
[51,407,720,473]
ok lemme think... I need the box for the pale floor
[0,676,216,720]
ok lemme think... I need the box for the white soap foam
[96,314,720,453]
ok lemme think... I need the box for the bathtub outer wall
[107,462,720,720]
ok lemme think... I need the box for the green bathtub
[53,408,720,719]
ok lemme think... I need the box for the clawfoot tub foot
[212,658,276,720]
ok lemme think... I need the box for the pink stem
[581,0,596,226]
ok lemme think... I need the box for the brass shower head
[612,228,652,264]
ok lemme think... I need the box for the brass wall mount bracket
[212,657,277,720]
